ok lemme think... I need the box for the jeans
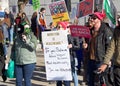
[15,63,35,86]
[3,44,8,56]
[8,26,14,43]
[76,43,83,70]
[72,70,78,86]
[88,60,102,86]
[56,81,70,86]
[38,25,45,43]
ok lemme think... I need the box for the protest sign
[32,0,40,10]
[69,25,91,38]
[94,0,103,12]
[42,30,72,80]
[49,0,70,25]
[76,0,94,18]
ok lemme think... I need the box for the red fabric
[93,12,106,20]
[58,21,69,30]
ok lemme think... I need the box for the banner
[32,0,40,10]
[42,30,72,80]
[69,25,91,38]
[49,0,70,25]
[76,0,94,18]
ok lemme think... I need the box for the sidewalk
[0,44,87,86]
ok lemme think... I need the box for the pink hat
[58,21,69,30]
[93,12,105,20]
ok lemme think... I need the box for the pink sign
[69,25,91,38]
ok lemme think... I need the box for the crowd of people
[0,6,120,86]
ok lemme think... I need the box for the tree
[18,0,29,13]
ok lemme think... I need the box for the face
[90,15,101,31]
[42,10,46,14]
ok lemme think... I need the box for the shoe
[77,69,82,75]
[2,75,7,82]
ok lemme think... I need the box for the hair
[40,8,46,12]
[22,12,27,17]
[17,13,21,17]
[31,12,37,19]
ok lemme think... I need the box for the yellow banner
[52,12,70,25]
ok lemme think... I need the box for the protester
[73,17,84,75]
[82,12,113,86]
[0,23,7,82]
[98,15,120,86]
[1,15,10,59]
[56,24,80,86]
[4,9,14,45]
[82,15,95,84]
[21,12,30,25]
[10,22,37,86]
[14,13,22,36]
[38,7,47,43]
[31,12,38,37]
[38,7,47,29]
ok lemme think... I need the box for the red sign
[76,0,94,18]
[69,25,91,38]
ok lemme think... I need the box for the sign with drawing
[49,0,70,25]
[76,0,94,18]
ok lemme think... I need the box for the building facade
[9,0,120,26]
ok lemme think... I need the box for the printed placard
[69,25,91,38]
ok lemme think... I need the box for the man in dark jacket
[99,15,120,86]
[83,12,113,86]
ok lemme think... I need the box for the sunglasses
[91,17,97,20]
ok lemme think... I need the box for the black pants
[114,66,120,86]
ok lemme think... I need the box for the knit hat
[93,12,105,20]
[58,21,69,30]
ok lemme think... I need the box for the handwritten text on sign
[42,31,72,80]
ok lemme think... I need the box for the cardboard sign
[42,30,72,81]
[69,25,91,38]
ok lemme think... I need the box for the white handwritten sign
[42,30,72,80]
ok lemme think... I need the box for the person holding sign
[10,22,37,86]
[56,27,80,86]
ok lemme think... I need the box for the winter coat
[11,32,37,65]
[67,34,80,71]
[89,22,113,62]
[104,26,120,66]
